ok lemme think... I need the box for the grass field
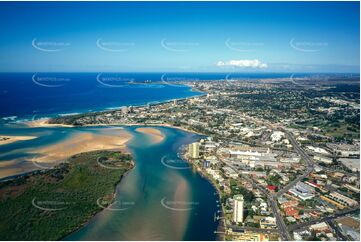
[0,150,133,240]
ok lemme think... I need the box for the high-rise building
[233,194,244,223]
[188,142,200,159]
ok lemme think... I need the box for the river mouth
[0,124,219,240]
[63,126,219,241]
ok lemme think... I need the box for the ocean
[0,72,222,240]
[0,72,313,122]
[0,72,204,121]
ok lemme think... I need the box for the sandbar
[32,130,133,163]
[0,135,37,145]
[135,127,165,143]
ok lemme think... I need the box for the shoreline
[62,159,136,240]
[192,163,226,240]
[0,150,135,240]
[22,90,207,134]
[181,147,226,241]
[13,84,206,127]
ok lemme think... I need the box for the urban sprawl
[50,76,360,241]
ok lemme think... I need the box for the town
[49,76,360,241]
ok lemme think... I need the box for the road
[288,207,360,232]
[220,158,292,241]
[215,124,357,241]
[275,128,315,197]
[229,225,278,233]
[326,220,348,241]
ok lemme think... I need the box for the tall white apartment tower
[233,194,244,223]
[188,142,200,159]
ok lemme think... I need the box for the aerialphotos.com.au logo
[160,155,191,170]
[31,155,54,170]
[161,39,199,52]
[96,38,135,52]
[160,73,198,87]
[96,73,134,88]
[32,38,70,52]
[160,197,199,211]
[32,73,71,88]
[32,197,71,211]
[96,198,135,211]
[225,38,264,52]
[97,156,124,170]
[225,73,250,84]
[289,38,328,52]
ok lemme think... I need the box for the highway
[275,128,315,197]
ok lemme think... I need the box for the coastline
[62,159,136,241]
[13,83,205,126]
[181,146,226,241]
[0,150,135,240]
[22,89,207,133]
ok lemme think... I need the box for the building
[314,155,333,164]
[328,192,358,207]
[228,231,269,241]
[233,194,244,223]
[281,200,299,209]
[188,142,200,159]
[259,217,277,229]
[284,207,299,217]
[289,182,315,200]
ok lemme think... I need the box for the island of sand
[0,135,37,146]
[135,127,165,143]
[0,128,133,179]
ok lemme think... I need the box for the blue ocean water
[1,72,354,122]
[0,72,311,121]
[0,72,205,121]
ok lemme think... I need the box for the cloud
[216,59,268,68]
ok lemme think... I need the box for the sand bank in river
[0,129,133,179]
[0,135,37,145]
[32,130,133,163]
[135,127,165,143]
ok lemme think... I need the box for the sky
[0,1,359,73]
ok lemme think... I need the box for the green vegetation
[0,150,133,240]
[229,179,255,203]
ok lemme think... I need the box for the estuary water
[0,124,220,240]
[66,126,219,240]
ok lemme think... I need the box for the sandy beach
[0,135,37,145]
[26,118,74,128]
[135,127,165,143]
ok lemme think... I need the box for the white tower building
[233,194,244,223]
[188,142,200,159]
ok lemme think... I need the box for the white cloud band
[217,59,268,68]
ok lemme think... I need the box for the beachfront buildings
[233,194,244,223]
[188,142,200,159]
